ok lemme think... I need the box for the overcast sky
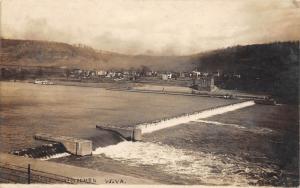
[1,0,300,55]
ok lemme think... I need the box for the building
[97,70,107,77]
[212,71,221,77]
[161,73,172,80]
[180,72,190,78]
[106,71,116,78]
[192,71,201,78]
[143,71,157,77]
[192,76,215,91]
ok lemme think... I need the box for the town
[0,64,243,92]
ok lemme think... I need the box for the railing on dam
[0,162,94,184]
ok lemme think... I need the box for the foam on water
[195,120,247,129]
[90,101,280,185]
[194,120,274,134]
[39,152,71,160]
[137,101,255,134]
[92,141,273,185]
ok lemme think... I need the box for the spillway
[11,143,70,160]
[137,101,255,134]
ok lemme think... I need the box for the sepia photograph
[0,0,299,186]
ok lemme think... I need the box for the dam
[34,134,92,156]
[137,100,255,134]
[9,100,255,160]
[95,125,142,141]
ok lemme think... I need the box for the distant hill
[1,38,299,103]
[0,39,194,71]
[192,41,299,103]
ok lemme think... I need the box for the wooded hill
[0,39,193,71]
[1,38,299,103]
[193,41,299,103]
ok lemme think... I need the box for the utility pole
[27,164,31,184]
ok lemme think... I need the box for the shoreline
[0,80,268,100]
[0,153,156,184]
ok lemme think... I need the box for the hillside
[193,41,299,103]
[1,38,299,103]
[0,39,194,71]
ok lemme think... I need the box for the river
[0,81,298,186]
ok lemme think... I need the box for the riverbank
[1,79,269,100]
[0,153,155,184]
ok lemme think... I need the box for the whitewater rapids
[92,141,275,185]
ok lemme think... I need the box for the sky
[1,0,300,55]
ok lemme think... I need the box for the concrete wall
[34,134,92,156]
[96,125,142,141]
[77,140,93,156]
[137,101,255,134]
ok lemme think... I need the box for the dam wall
[137,100,255,134]
[11,143,69,159]
[34,134,92,156]
[96,125,142,141]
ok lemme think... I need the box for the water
[11,143,68,159]
[194,120,274,134]
[40,153,71,160]
[142,104,299,186]
[0,81,237,152]
[54,105,299,186]
[92,141,251,185]
[53,104,298,186]
[0,82,298,186]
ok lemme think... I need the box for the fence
[0,162,94,184]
